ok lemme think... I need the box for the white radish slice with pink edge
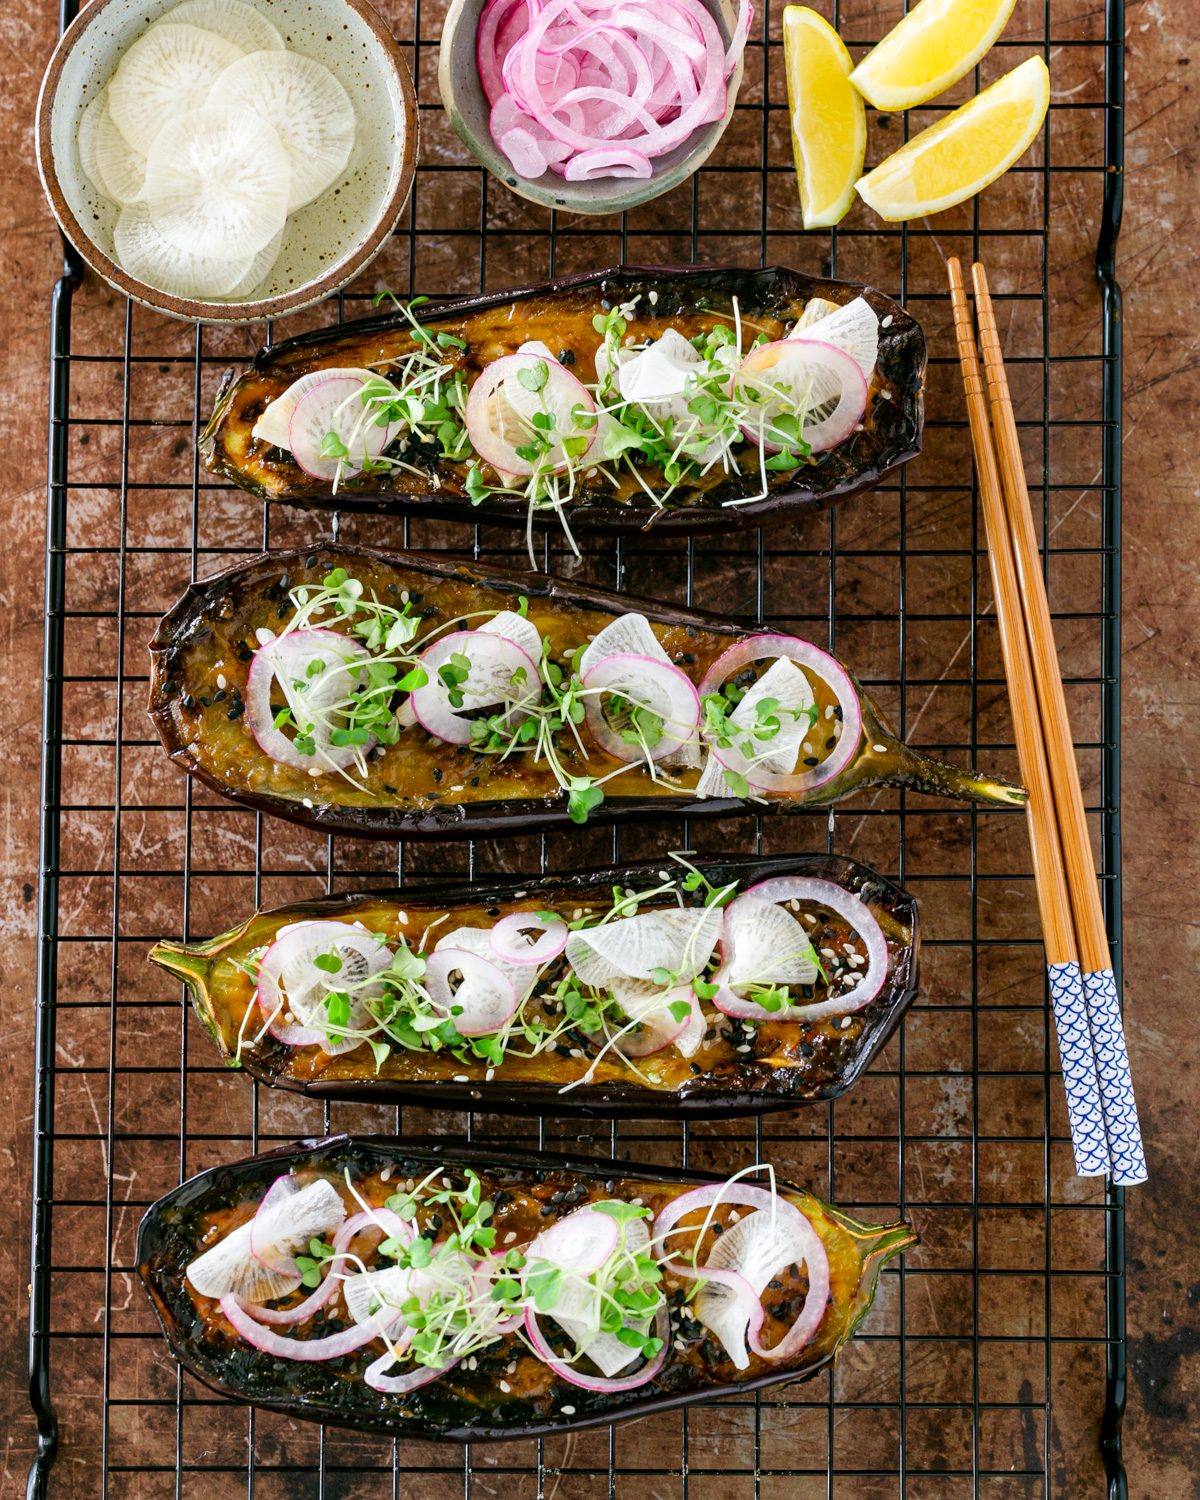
[610,978,705,1058]
[577,612,702,768]
[565,904,723,988]
[524,1304,670,1392]
[735,339,867,454]
[185,1219,303,1303]
[489,910,568,965]
[436,924,541,1004]
[208,52,357,212]
[698,635,862,795]
[787,295,879,381]
[251,368,379,452]
[167,0,285,54]
[247,1176,347,1278]
[406,628,540,745]
[694,655,815,798]
[653,1181,831,1368]
[114,205,254,299]
[712,875,889,1023]
[255,919,393,1051]
[287,373,404,481]
[465,352,598,478]
[243,1207,411,1326]
[143,106,289,261]
[524,1205,620,1274]
[107,24,244,153]
[581,652,701,765]
[244,627,375,775]
[423,947,520,1036]
[365,1350,459,1393]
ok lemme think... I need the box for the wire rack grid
[29,0,1128,1492]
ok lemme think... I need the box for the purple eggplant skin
[199,263,925,534]
[148,854,920,1118]
[147,546,1026,842]
[136,1135,916,1443]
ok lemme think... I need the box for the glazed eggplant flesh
[147,547,1025,840]
[199,264,925,536]
[149,855,919,1116]
[137,1137,915,1440]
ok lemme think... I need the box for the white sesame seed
[506,1361,517,1374]
[216,673,226,690]
[881,314,893,328]
[504,1230,517,1244]
[513,891,527,899]
[825,704,835,719]
[572,908,583,921]
[649,290,659,305]
[397,911,408,924]
[302,798,313,809]
[255,627,275,646]
[802,912,816,924]
[450,784,464,792]
[308,766,321,777]
[873,743,888,754]
[569,1048,583,1059]
[454,1074,469,1083]
[840,1015,854,1029]
[467,1356,478,1371]
[736,1043,752,1054]
[560,1404,576,1415]
[486,1067,496,1081]
[820,947,836,958]
[499,1379,511,1393]
[631,1196,643,1206]
[401,590,410,603]
[802,742,813,755]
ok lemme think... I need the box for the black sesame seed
[199,695,212,708]
[558,348,575,365]
[825,737,837,750]
[182,694,197,711]
[539,1203,555,1217]
[213,688,227,703]
[433,767,443,783]
[803,756,819,767]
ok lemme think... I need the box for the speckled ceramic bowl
[37,0,418,323]
[438,0,744,215]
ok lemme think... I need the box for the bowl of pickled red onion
[438,0,749,214]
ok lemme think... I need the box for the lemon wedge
[850,0,1019,111]
[855,55,1049,222]
[782,6,866,229]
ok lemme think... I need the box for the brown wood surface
[2,0,1197,1495]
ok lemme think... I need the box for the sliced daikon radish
[114,204,254,299]
[252,367,377,449]
[107,23,243,152]
[224,229,283,300]
[144,106,290,259]
[208,52,356,212]
[167,0,285,54]
[77,94,108,194]
[93,95,148,205]
[287,373,403,480]
[788,296,879,380]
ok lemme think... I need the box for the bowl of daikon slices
[37,0,417,322]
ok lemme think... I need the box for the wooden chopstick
[945,261,1076,966]
[969,262,1145,1185]
[970,264,1110,972]
[946,257,1109,1178]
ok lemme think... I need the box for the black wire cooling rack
[29,0,1129,1491]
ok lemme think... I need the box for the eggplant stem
[888,746,1027,808]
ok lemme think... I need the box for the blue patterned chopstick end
[1047,961,1109,1177]
[1083,967,1147,1186]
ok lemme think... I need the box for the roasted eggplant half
[137,1135,914,1441]
[200,264,924,542]
[149,854,918,1117]
[148,546,1024,839]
